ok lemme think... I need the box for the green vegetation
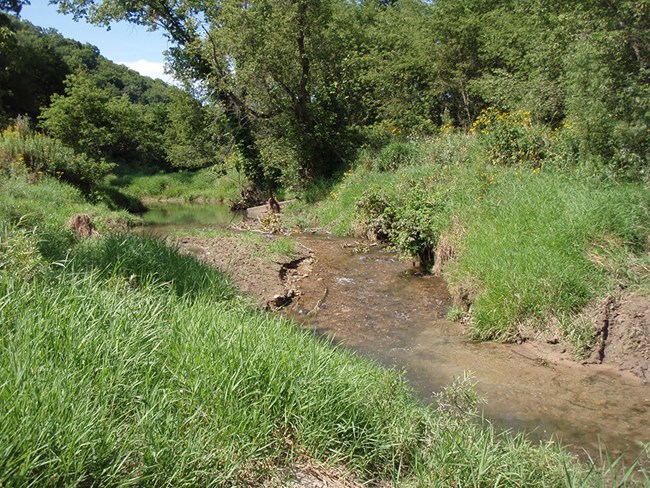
[3,174,636,486]
[46,0,648,189]
[0,118,114,189]
[1,0,649,483]
[289,128,650,347]
[108,166,246,203]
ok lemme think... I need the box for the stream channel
[143,203,650,463]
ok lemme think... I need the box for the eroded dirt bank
[175,232,650,462]
[175,233,313,309]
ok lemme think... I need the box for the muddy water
[290,236,650,462]
[141,202,243,234]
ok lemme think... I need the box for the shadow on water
[288,235,650,463]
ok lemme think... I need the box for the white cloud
[119,59,174,83]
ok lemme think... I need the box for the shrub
[373,141,421,172]
[471,107,549,167]
[357,182,449,270]
[0,121,114,188]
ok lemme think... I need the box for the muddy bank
[283,236,650,461]
[175,233,312,310]
[588,293,650,380]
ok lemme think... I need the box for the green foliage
[39,71,169,164]
[69,234,235,301]
[163,90,234,169]
[109,166,246,203]
[0,121,114,188]
[0,220,46,281]
[0,174,136,255]
[296,134,650,348]
[471,107,548,167]
[372,141,421,172]
[357,182,448,270]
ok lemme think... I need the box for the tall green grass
[2,174,629,486]
[0,175,138,260]
[449,170,650,340]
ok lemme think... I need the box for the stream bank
[171,229,650,464]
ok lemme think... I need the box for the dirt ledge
[174,233,313,310]
[585,292,650,381]
[511,291,650,382]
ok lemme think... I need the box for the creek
[144,203,650,463]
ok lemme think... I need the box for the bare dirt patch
[174,233,312,310]
[586,292,650,381]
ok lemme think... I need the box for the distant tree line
[0,10,230,171]
[2,0,648,188]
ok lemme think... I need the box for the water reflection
[141,202,243,234]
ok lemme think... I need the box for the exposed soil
[175,230,650,381]
[66,213,99,238]
[587,292,650,381]
[174,233,313,310]
[171,230,650,462]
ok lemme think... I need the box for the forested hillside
[0,9,235,176]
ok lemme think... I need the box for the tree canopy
[4,0,648,184]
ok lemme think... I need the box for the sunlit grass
[292,133,650,347]
[1,173,647,485]
[109,166,247,203]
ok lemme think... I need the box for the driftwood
[246,199,296,219]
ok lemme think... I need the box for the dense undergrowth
[288,124,650,348]
[4,174,647,486]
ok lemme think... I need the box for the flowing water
[289,236,650,462]
[143,205,650,462]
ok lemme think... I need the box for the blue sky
[20,0,173,82]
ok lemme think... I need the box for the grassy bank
[107,166,247,204]
[3,174,643,485]
[287,130,650,350]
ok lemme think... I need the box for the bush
[0,121,114,188]
[373,141,421,172]
[357,181,449,270]
[471,107,549,167]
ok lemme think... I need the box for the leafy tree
[39,71,168,164]
[163,90,233,169]
[52,0,364,188]
[0,0,28,14]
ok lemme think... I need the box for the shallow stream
[144,204,650,463]
[289,236,650,462]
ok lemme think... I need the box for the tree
[51,0,362,188]
[163,90,232,169]
[0,0,29,14]
[39,71,168,164]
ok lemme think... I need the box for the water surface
[290,236,650,462]
[141,202,243,234]
[141,206,650,462]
